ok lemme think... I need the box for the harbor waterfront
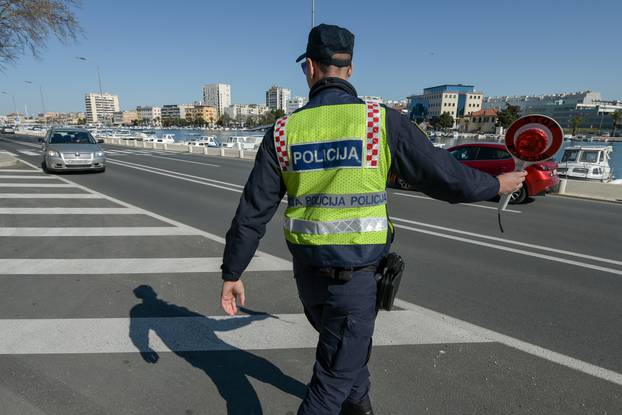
[0,131,620,414]
[110,128,622,180]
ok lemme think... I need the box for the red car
[447,142,560,204]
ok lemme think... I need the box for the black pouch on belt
[375,253,405,311]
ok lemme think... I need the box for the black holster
[375,253,405,311]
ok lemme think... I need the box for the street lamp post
[1,91,18,125]
[24,81,47,124]
[76,56,103,96]
[76,56,107,125]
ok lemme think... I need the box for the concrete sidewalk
[557,178,622,202]
[0,151,17,168]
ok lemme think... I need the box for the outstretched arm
[387,110,500,203]
[220,127,286,315]
[129,311,159,363]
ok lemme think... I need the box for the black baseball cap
[296,24,354,67]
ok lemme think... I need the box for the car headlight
[46,150,60,157]
[95,151,105,157]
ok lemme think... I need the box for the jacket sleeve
[386,109,500,203]
[221,127,286,281]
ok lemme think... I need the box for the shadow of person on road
[129,285,306,414]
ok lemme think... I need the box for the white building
[266,86,291,112]
[136,106,161,122]
[286,96,308,114]
[84,93,120,124]
[408,84,483,123]
[482,91,601,112]
[224,104,269,119]
[202,83,231,117]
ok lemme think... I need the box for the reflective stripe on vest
[287,191,387,208]
[285,217,388,235]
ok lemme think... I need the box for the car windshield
[561,150,579,162]
[450,147,479,161]
[579,151,600,163]
[477,147,511,160]
[49,131,95,144]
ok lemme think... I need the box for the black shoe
[340,396,374,415]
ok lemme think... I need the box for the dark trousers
[294,260,378,415]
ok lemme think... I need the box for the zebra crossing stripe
[0,227,201,237]
[0,310,490,355]
[0,183,76,187]
[0,256,290,274]
[0,175,57,179]
[0,193,102,199]
[16,150,40,156]
[0,207,141,214]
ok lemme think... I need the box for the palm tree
[570,115,583,136]
[611,110,621,137]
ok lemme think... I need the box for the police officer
[220,24,526,415]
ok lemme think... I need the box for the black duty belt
[316,264,378,282]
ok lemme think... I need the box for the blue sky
[1,0,621,114]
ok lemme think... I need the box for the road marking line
[2,139,39,148]
[391,216,622,267]
[0,183,76,188]
[0,150,16,156]
[108,158,289,206]
[0,207,141,214]
[0,310,489,355]
[14,156,290,270]
[0,227,200,237]
[392,222,622,276]
[139,153,220,167]
[393,298,622,386]
[0,256,291,275]
[16,150,40,156]
[109,158,235,185]
[0,193,102,199]
[108,159,244,192]
[0,175,57,179]
[393,192,522,213]
[0,169,39,173]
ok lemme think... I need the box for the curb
[550,193,622,205]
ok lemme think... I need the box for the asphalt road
[1,133,621,414]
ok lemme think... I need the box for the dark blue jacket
[221,78,499,281]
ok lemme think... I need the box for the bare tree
[0,0,82,69]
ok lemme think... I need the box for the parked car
[446,143,560,203]
[40,127,106,173]
[1,126,16,134]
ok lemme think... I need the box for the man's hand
[140,349,159,364]
[220,280,245,316]
[498,171,527,195]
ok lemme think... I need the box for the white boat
[557,146,613,182]
[110,129,140,140]
[186,136,221,148]
[153,134,175,144]
[136,130,158,141]
[223,135,262,150]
